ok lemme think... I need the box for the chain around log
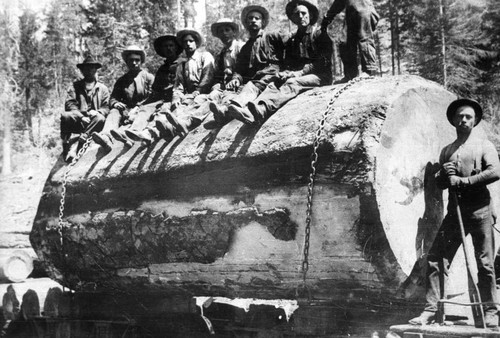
[300,76,372,289]
[57,137,92,288]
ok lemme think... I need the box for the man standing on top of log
[231,0,332,125]
[320,0,379,83]
[209,5,283,124]
[409,99,499,327]
[92,45,154,150]
[126,28,215,145]
[62,55,109,162]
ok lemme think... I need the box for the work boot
[209,102,229,126]
[227,104,255,125]
[155,120,175,140]
[485,312,498,328]
[166,112,189,137]
[408,311,435,325]
[247,101,267,125]
[127,129,154,146]
[65,144,78,163]
[91,132,113,152]
[62,141,70,159]
[110,128,133,148]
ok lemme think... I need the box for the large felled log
[0,249,36,282]
[31,75,495,305]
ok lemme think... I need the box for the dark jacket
[232,30,284,84]
[283,26,333,82]
[65,80,110,116]
[110,69,154,109]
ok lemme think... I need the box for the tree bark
[31,76,481,304]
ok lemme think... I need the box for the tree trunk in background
[395,0,401,74]
[389,0,395,75]
[439,0,447,88]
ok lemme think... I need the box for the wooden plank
[390,324,500,337]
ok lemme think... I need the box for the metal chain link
[56,137,92,288]
[300,76,372,285]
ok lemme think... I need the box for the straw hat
[176,28,204,47]
[121,45,146,63]
[211,18,240,39]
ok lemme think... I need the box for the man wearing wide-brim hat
[409,98,500,327]
[127,28,215,146]
[62,55,110,162]
[209,4,284,125]
[151,35,182,99]
[92,45,154,151]
[237,0,333,125]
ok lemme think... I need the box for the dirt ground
[0,151,54,244]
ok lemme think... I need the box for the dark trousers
[425,203,497,315]
[340,8,378,79]
[230,74,278,108]
[60,110,105,140]
[254,74,326,120]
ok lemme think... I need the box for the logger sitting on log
[117,35,182,145]
[230,0,332,125]
[62,55,110,162]
[409,99,500,327]
[126,28,215,145]
[171,18,245,130]
[209,5,283,125]
[320,0,379,83]
[92,45,154,150]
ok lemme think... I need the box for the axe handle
[451,190,486,328]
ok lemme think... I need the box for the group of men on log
[60,0,500,330]
[61,0,380,161]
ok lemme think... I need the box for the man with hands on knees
[409,98,500,327]
[62,55,109,162]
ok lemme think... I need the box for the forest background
[0,0,499,176]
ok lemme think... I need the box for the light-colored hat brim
[176,29,204,47]
[211,21,239,39]
[121,48,146,64]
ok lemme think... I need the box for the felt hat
[446,98,483,126]
[76,55,102,69]
[121,45,146,63]
[241,5,270,30]
[211,18,240,39]
[285,0,320,25]
[176,28,204,47]
[154,35,182,58]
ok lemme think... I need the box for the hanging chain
[301,76,372,285]
[56,137,92,288]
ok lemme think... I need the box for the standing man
[409,99,499,327]
[237,0,332,125]
[320,0,379,83]
[92,45,154,150]
[209,5,283,124]
[62,55,109,162]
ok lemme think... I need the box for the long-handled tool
[450,190,486,328]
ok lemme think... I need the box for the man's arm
[196,52,215,94]
[64,83,80,112]
[96,85,110,116]
[435,147,451,190]
[299,29,333,77]
[466,141,500,186]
